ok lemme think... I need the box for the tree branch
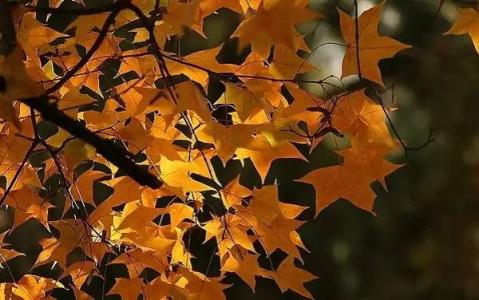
[0,0,162,189]
[22,96,162,189]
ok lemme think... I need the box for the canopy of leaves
[0,0,473,299]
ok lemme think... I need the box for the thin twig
[353,0,362,79]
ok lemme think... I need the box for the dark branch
[0,0,161,189]
[22,96,162,188]
[353,0,362,79]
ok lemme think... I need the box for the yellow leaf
[63,139,96,170]
[47,128,71,148]
[300,146,401,215]
[339,4,410,85]
[17,13,62,54]
[165,46,235,87]
[0,48,45,127]
[236,141,305,182]
[446,8,479,54]
[233,1,317,57]
[271,257,316,299]
[222,252,269,290]
[333,89,396,150]
[12,275,64,300]
[108,278,143,300]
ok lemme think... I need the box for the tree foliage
[0,0,473,299]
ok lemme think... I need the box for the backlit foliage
[0,0,473,299]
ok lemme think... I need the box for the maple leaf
[16,11,63,55]
[108,278,144,300]
[72,287,94,300]
[0,135,38,187]
[143,277,187,299]
[446,8,479,54]
[270,257,316,299]
[339,3,409,85]
[275,83,327,137]
[0,232,24,263]
[236,141,306,182]
[198,0,242,16]
[233,0,317,57]
[165,46,235,87]
[56,87,94,118]
[222,251,270,291]
[158,154,215,196]
[36,220,89,268]
[66,14,109,37]
[111,249,169,279]
[222,185,308,260]
[163,202,195,228]
[5,187,52,229]
[63,261,96,289]
[197,121,270,163]
[62,139,96,170]
[0,48,45,126]
[71,170,107,207]
[118,118,152,152]
[333,89,396,150]
[88,177,144,224]
[58,35,119,95]
[222,176,251,208]
[156,0,202,37]
[10,275,64,300]
[219,82,274,121]
[300,146,401,215]
[182,270,230,300]
[137,81,213,123]
[0,0,435,299]
[234,44,315,80]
